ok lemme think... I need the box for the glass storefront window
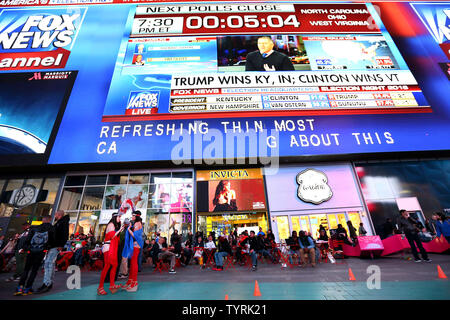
[276,216,290,241]
[59,187,83,211]
[328,214,338,230]
[5,179,24,191]
[43,178,61,205]
[155,212,169,238]
[0,177,62,239]
[56,171,193,240]
[25,178,42,189]
[170,183,193,212]
[107,174,128,185]
[103,185,126,210]
[77,211,100,236]
[86,175,107,186]
[150,173,171,184]
[146,209,159,238]
[337,213,348,232]
[67,211,78,236]
[80,187,105,211]
[129,174,149,185]
[127,184,148,211]
[309,214,328,238]
[348,212,362,235]
[65,176,86,187]
[34,203,52,218]
[300,216,311,234]
[291,216,300,234]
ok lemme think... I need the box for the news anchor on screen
[245,36,295,71]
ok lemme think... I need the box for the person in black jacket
[256,234,276,263]
[398,210,431,262]
[248,231,259,271]
[150,237,176,274]
[347,221,358,246]
[245,36,295,71]
[6,223,30,282]
[14,216,54,296]
[36,210,69,294]
[212,236,232,271]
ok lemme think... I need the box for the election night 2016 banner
[0,2,448,164]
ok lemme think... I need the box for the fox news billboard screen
[0,1,448,164]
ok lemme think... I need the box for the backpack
[30,231,49,253]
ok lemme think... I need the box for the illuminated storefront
[0,176,63,239]
[57,170,193,241]
[196,169,269,236]
[264,163,373,242]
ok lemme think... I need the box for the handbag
[194,249,203,258]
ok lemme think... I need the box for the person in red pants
[97,214,124,295]
[122,212,143,292]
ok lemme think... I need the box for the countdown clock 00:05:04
[185,15,301,29]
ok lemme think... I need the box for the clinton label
[0,8,86,70]
[296,169,333,205]
[125,91,160,115]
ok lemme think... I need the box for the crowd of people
[1,209,449,296]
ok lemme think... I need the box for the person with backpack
[36,210,69,294]
[14,216,54,296]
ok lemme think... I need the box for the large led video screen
[0,2,447,164]
[0,71,77,160]
[196,169,266,213]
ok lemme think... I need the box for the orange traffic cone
[348,268,356,281]
[225,294,229,300]
[254,280,262,297]
[437,265,447,279]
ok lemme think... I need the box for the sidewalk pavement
[0,253,448,300]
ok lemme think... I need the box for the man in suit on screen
[245,36,295,71]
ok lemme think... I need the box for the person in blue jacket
[298,231,316,267]
[432,212,450,243]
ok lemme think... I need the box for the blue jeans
[288,249,299,264]
[256,249,273,262]
[214,251,228,267]
[43,248,59,286]
[250,251,257,266]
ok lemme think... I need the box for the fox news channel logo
[126,91,160,115]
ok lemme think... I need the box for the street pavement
[0,253,448,300]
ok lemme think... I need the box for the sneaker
[414,259,422,262]
[36,284,52,294]
[169,269,176,274]
[13,277,20,282]
[423,259,432,263]
[5,276,17,282]
[118,274,128,279]
[212,267,223,271]
[13,286,23,296]
[22,287,33,296]
[251,266,257,271]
